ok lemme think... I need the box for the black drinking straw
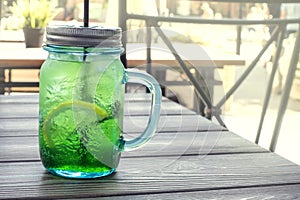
[83,0,89,61]
[80,0,89,159]
[84,0,89,27]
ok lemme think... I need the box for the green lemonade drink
[39,25,162,179]
[39,48,125,178]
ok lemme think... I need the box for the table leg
[194,68,210,116]
[0,68,5,94]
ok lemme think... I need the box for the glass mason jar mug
[39,25,162,179]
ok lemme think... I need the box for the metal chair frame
[118,0,300,151]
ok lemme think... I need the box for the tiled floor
[223,95,300,165]
[221,64,300,165]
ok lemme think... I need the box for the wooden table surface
[0,43,245,67]
[0,93,299,199]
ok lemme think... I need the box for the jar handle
[123,69,162,151]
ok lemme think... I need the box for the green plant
[10,0,55,29]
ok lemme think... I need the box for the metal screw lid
[45,25,122,48]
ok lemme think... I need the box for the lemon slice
[43,100,108,148]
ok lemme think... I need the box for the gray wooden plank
[0,93,169,103]
[0,136,39,162]
[0,153,299,199]
[124,114,223,133]
[124,100,195,116]
[0,118,38,133]
[0,100,194,118]
[0,115,224,136]
[95,184,300,200]
[0,94,38,103]
[0,131,267,162]
[0,103,38,118]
